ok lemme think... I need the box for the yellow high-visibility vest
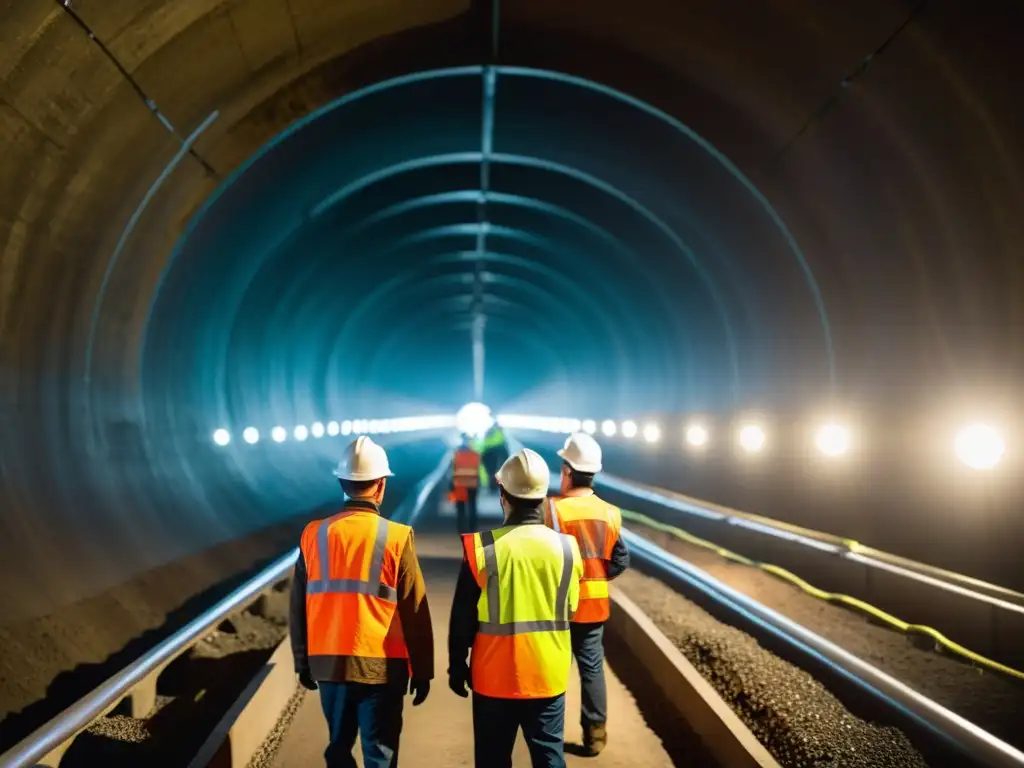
[463,525,582,699]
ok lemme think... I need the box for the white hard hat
[495,448,550,500]
[557,432,603,473]
[333,435,394,481]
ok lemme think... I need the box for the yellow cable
[621,508,1024,682]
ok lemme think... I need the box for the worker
[479,422,510,493]
[448,448,583,768]
[450,434,481,533]
[544,432,630,756]
[290,435,434,768]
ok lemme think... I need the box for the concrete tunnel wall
[2,0,1024,732]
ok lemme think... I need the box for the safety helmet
[495,448,550,499]
[333,435,394,481]
[557,432,603,473]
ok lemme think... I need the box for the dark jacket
[291,499,434,684]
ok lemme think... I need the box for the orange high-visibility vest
[463,526,582,699]
[300,508,412,664]
[545,495,622,623]
[453,448,481,489]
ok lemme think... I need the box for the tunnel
[3,0,1024,751]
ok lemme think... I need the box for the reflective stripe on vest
[547,495,621,624]
[464,525,581,699]
[476,529,576,636]
[453,449,481,488]
[301,509,412,663]
[307,513,398,602]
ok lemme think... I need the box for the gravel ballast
[617,570,929,768]
[631,523,1024,750]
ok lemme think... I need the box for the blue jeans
[472,692,566,767]
[570,622,608,726]
[318,680,405,767]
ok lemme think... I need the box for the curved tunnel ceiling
[3,0,1024,610]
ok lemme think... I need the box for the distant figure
[450,434,481,533]
[479,423,509,493]
[290,435,434,767]
[545,433,630,756]
[449,448,583,768]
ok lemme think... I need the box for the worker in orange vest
[290,435,434,767]
[544,433,629,756]
[450,434,481,533]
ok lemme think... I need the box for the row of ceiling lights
[211,415,457,447]
[495,415,1006,470]
[211,412,1006,471]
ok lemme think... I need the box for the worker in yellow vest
[448,448,583,767]
[544,433,630,756]
[290,436,434,767]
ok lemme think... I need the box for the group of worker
[290,430,629,767]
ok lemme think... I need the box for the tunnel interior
[3,0,1024,737]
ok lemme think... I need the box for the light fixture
[271,426,287,443]
[242,427,260,445]
[582,419,597,434]
[621,420,638,438]
[686,424,708,447]
[213,428,230,446]
[341,420,352,436]
[294,425,309,442]
[642,423,661,443]
[816,423,851,457]
[955,423,1004,469]
[739,424,766,453]
[311,422,325,438]
[601,419,617,437]
[326,421,340,436]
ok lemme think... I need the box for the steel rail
[600,472,1024,612]
[0,449,452,768]
[623,529,1024,768]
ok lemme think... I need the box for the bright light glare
[642,423,661,443]
[311,422,325,438]
[601,419,617,437]
[621,420,638,438]
[816,424,851,457]
[327,421,340,436]
[271,426,287,443]
[243,427,259,445]
[582,419,597,434]
[955,423,1004,469]
[686,424,708,447]
[341,420,352,436]
[213,428,230,446]
[294,425,309,442]
[456,402,495,437]
[739,424,766,452]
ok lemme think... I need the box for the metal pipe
[623,529,1024,768]
[0,548,298,768]
[602,473,1024,613]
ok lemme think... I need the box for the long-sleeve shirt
[290,501,434,684]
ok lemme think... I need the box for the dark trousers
[570,623,608,726]
[472,692,566,768]
[455,487,478,533]
[319,680,405,768]
[480,450,503,492]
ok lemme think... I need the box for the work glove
[298,670,318,691]
[409,678,430,706]
[448,665,471,698]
